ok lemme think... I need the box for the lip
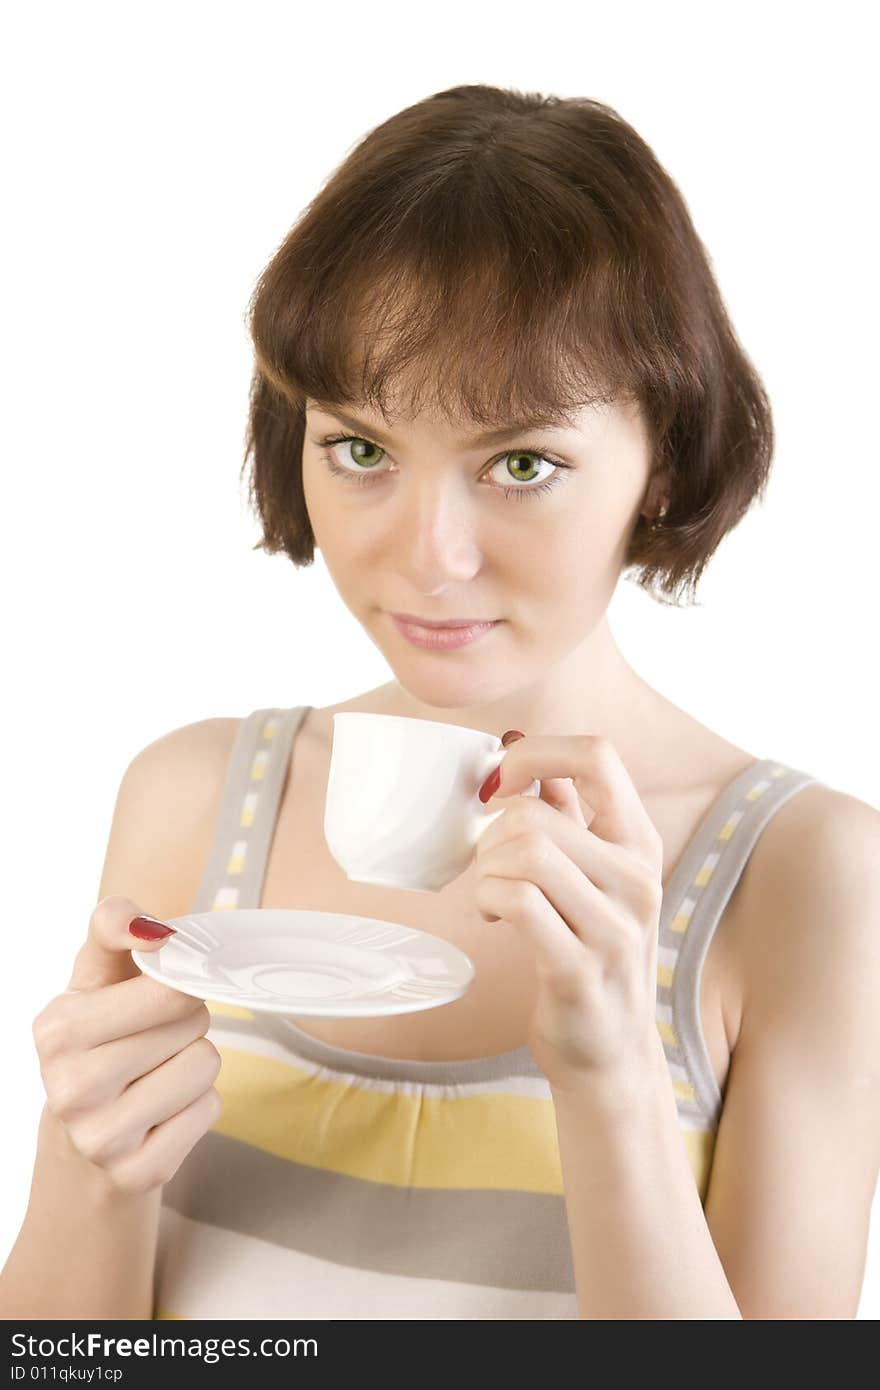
[389,613,500,650]
[389,611,497,629]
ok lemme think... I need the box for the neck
[366,616,674,787]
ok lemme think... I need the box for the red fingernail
[501,729,525,746]
[129,915,176,940]
[478,765,501,803]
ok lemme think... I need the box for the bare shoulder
[737,779,879,911]
[123,714,245,858]
[731,778,880,1011]
[98,716,245,919]
[703,779,880,1317]
[128,715,243,769]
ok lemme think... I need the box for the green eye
[504,451,542,483]
[317,432,572,502]
[344,438,384,469]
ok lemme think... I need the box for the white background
[1,0,877,1317]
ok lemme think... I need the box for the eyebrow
[309,405,575,449]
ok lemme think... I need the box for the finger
[114,1037,222,1139]
[67,1037,221,1164]
[97,1002,213,1093]
[476,793,640,903]
[489,735,660,863]
[478,833,627,954]
[475,873,587,980]
[40,972,206,1055]
[502,724,592,828]
[67,897,178,993]
[105,1088,222,1195]
[43,1005,212,1117]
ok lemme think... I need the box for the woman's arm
[553,785,880,1320]
[0,1103,163,1320]
[0,721,232,1319]
[552,1032,742,1318]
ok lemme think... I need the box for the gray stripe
[163,1129,576,1294]
[658,757,768,940]
[664,762,819,1124]
[190,708,265,913]
[222,1011,547,1085]
[243,705,310,906]
[191,707,309,913]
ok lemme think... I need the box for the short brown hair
[242,84,773,607]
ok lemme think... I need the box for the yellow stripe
[672,1078,697,1103]
[207,1041,715,1202]
[718,821,737,840]
[656,964,674,988]
[683,1127,716,1204]
[694,864,715,886]
[656,1018,679,1047]
[213,1044,565,1193]
[669,912,690,933]
[745,785,766,801]
[208,1000,256,1021]
[240,805,255,828]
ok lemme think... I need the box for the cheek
[302,475,353,551]
[517,519,609,586]
[510,521,620,635]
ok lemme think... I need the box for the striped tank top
[154,705,819,1320]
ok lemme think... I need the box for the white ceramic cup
[323,712,541,893]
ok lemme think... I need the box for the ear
[639,469,671,522]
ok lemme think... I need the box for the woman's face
[301,394,656,708]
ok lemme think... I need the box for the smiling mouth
[389,611,499,629]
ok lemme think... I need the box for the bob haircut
[242,84,773,607]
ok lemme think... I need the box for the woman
[3,84,878,1321]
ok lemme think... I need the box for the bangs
[247,160,648,433]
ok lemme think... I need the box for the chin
[389,660,516,713]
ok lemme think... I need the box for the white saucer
[130,908,475,1018]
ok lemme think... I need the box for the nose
[394,475,483,591]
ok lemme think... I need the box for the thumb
[66,895,178,993]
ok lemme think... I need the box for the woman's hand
[473,731,666,1093]
[32,897,223,1195]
